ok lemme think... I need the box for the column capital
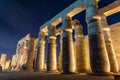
[103,27,110,32]
[65,28,73,33]
[84,0,99,8]
[23,46,28,49]
[93,15,102,20]
[49,36,57,40]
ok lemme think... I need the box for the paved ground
[0,72,115,80]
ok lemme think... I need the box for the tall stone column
[58,30,63,72]
[5,60,11,70]
[85,0,110,75]
[74,20,90,73]
[22,46,28,66]
[0,54,7,71]
[47,26,57,72]
[35,31,46,72]
[101,15,119,72]
[26,37,36,71]
[62,16,76,73]
[11,55,17,70]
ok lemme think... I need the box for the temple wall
[110,22,120,70]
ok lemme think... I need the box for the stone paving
[0,72,114,80]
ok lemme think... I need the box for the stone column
[35,31,46,72]
[62,16,76,73]
[11,55,17,70]
[5,60,11,70]
[85,0,110,75]
[26,37,36,71]
[47,26,57,72]
[22,45,28,66]
[101,15,119,72]
[58,30,63,72]
[74,20,90,73]
[0,54,7,71]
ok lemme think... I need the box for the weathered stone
[11,55,17,70]
[74,20,90,73]
[26,37,38,71]
[5,60,11,71]
[101,16,119,72]
[0,54,7,71]
[36,32,46,72]
[62,16,76,74]
[47,39,57,72]
[110,22,120,71]
[86,0,110,74]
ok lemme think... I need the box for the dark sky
[0,0,119,59]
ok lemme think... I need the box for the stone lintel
[99,0,120,17]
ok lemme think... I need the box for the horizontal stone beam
[40,0,84,30]
[99,0,120,17]
[40,0,119,31]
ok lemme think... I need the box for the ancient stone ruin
[0,0,120,76]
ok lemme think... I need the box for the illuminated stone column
[47,26,57,72]
[22,46,28,66]
[74,20,90,73]
[101,15,119,72]
[62,16,76,73]
[0,54,7,70]
[26,37,37,71]
[85,0,110,74]
[5,60,11,70]
[11,55,17,70]
[36,31,46,72]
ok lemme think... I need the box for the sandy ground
[0,72,114,80]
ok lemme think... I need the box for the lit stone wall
[110,22,120,70]
[15,34,37,71]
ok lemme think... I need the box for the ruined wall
[110,22,120,69]
[14,34,38,71]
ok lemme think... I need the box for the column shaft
[74,21,90,73]
[36,32,45,72]
[62,30,75,73]
[26,38,36,71]
[47,37,57,72]
[62,16,76,73]
[101,16,119,72]
[58,34,63,71]
[86,1,110,74]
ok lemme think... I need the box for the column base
[35,69,46,72]
[87,72,113,76]
[61,72,77,74]
[46,70,59,73]
[114,73,120,80]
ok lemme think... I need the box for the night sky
[0,0,119,59]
